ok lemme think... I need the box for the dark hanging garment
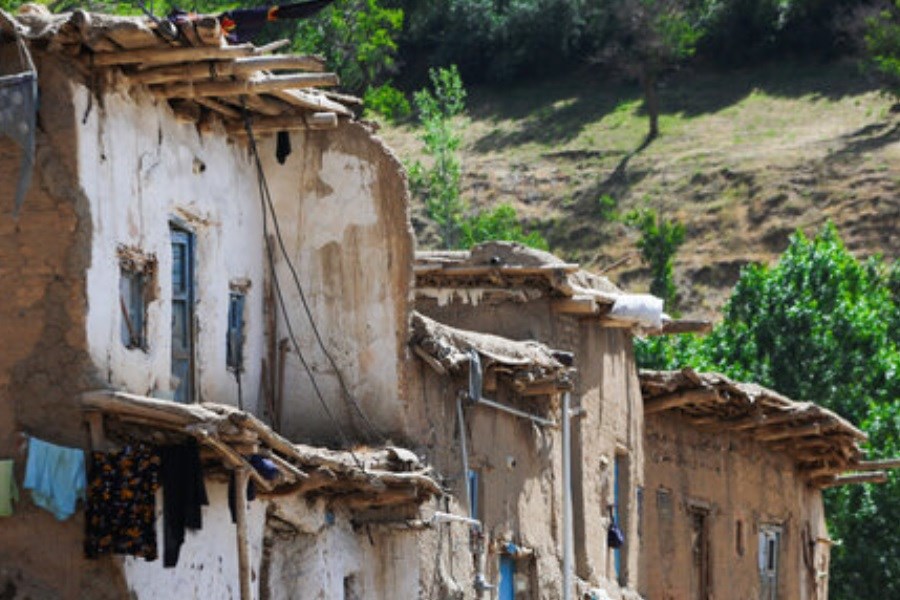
[160,439,208,568]
[219,0,336,43]
[276,130,292,164]
[84,444,161,560]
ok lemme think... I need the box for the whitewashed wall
[77,82,265,413]
[123,481,267,600]
[260,125,414,444]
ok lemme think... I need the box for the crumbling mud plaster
[262,123,414,444]
[411,297,645,598]
[641,412,829,600]
[0,54,127,600]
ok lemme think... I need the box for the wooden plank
[234,467,252,600]
[851,458,900,471]
[93,43,257,66]
[129,55,329,85]
[653,319,713,336]
[155,72,340,99]
[644,389,721,415]
[194,97,242,120]
[818,471,888,488]
[270,89,354,117]
[227,113,339,134]
[552,297,599,315]
[755,422,825,442]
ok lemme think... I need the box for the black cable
[242,113,364,468]
[244,116,386,443]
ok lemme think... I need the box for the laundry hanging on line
[0,458,19,517]
[84,444,161,561]
[218,0,336,43]
[23,436,86,521]
[160,439,208,568]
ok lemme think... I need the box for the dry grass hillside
[379,60,900,320]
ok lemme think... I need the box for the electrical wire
[243,114,386,443]
[243,113,364,468]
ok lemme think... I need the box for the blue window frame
[171,226,195,403]
[226,292,246,371]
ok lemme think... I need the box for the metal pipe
[431,511,482,529]
[467,349,557,428]
[457,394,472,518]
[562,391,574,600]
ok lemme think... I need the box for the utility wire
[243,115,386,443]
[243,113,364,468]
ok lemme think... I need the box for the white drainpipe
[562,391,574,600]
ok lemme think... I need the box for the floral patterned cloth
[84,444,160,560]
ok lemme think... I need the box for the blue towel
[23,437,86,521]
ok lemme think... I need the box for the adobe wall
[641,412,829,600]
[77,76,266,414]
[0,48,130,600]
[262,123,414,444]
[408,365,564,599]
[414,297,645,598]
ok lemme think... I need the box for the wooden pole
[93,43,257,67]
[234,466,252,600]
[270,89,354,117]
[129,55,329,85]
[154,72,340,99]
[228,113,339,135]
[853,458,900,471]
[755,422,825,442]
[819,471,888,488]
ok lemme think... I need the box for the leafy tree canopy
[637,223,900,599]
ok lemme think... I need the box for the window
[612,452,630,585]
[118,247,155,350]
[226,292,246,371]
[759,525,782,600]
[736,520,745,557]
[120,268,146,348]
[170,226,195,403]
[690,507,711,600]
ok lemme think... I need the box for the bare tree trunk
[641,66,660,141]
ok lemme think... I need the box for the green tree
[459,204,548,250]
[625,208,686,311]
[290,0,403,94]
[407,65,467,249]
[599,0,704,139]
[637,223,900,599]
[864,1,900,96]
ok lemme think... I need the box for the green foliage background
[638,224,900,600]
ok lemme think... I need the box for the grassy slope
[379,60,900,319]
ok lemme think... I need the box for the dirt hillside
[379,60,900,320]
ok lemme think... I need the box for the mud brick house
[409,242,700,600]
[639,369,888,600]
[0,5,892,600]
[0,6,437,599]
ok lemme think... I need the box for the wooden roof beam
[154,72,340,99]
[755,422,827,442]
[129,55,329,85]
[227,113,339,135]
[644,388,721,415]
[818,471,888,488]
[93,42,258,66]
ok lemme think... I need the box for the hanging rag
[0,459,19,517]
[219,0,335,43]
[607,505,625,549]
[84,444,161,560]
[275,130,292,164]
[227,455,278,523]
[23,437,86,521]
[0,34,38,216]
[160,439,208,568]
